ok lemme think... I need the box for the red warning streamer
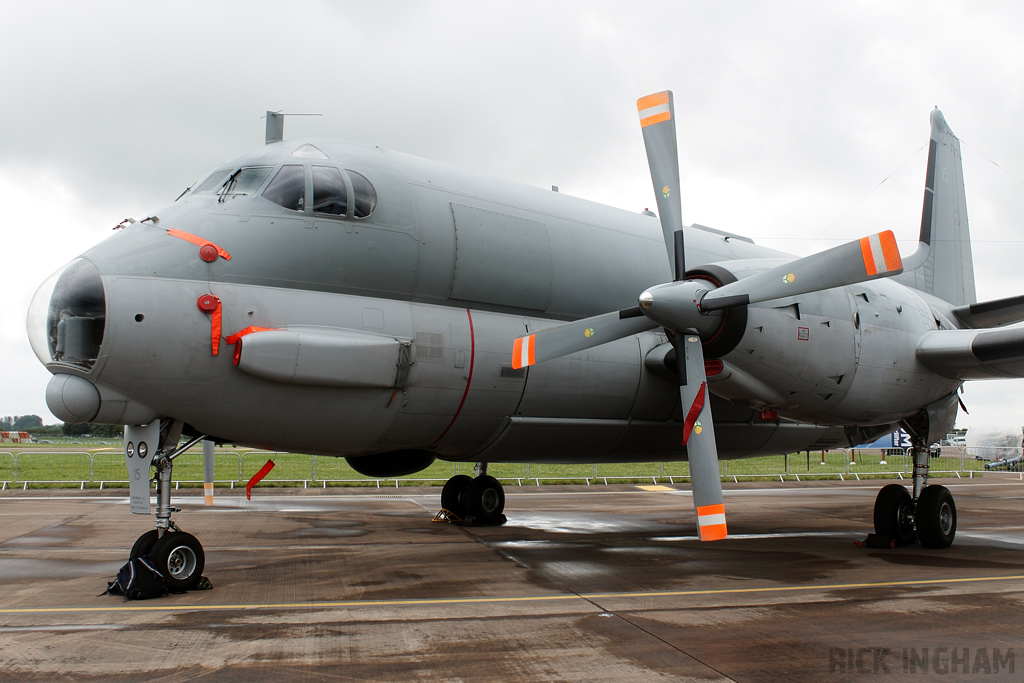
[196,295,222,356]
[681,382,707,445]
[167,228,231,261]
[224,326,279,345]
[246,459,276,500]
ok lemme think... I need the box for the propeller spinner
[511,90,905,541]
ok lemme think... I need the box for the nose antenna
[262,111,322,144]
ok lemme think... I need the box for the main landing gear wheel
[873,484,915,545]
[916,485,957,549]
[464,475,506,525]
[150,531,205,591]
[441,474,473,518]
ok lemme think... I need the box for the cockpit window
[263,165,305,211]
[192,169,232,195]
[221,166,273,197]
[292,144,328,159]
[348,170,377,218]
[312,166,348,216]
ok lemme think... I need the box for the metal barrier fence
[0,451,12,489]
[0,446,997,490]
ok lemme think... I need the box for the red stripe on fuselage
[430,309,476,448]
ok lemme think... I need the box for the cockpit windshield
[219,166,273,199]
[191,169,232,195]
[258,164,378,218]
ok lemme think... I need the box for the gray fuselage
[33,138,962,464]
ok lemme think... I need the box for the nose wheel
[150,531,205,591]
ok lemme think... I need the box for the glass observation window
[348,170,377,218]
[312,166,348,216]
[263,165,306,211]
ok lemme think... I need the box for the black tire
[441,474,473,518]
[873,484,914,545]
[465,475,505,523]
[130,529,160,559]
[916,485,956,549]
[150,531,205,591]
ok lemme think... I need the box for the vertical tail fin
[896,109,977,305]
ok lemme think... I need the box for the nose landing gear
[127,431,208,590]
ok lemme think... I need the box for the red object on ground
[246,460,276,500]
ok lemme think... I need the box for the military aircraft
[27,92,1024,590]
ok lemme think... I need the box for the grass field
[0,443,990,489]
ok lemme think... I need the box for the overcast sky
[2,1,1023,431]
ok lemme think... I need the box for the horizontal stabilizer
[916,327,1024,380]
[951,294,1024,329]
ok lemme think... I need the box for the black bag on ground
[100,557,168,601]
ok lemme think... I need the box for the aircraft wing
[916,326,1024,379]
[952,294,1024,329]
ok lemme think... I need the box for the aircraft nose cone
[26,258,106,369]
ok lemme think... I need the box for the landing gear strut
[440,463,506,525]
[129,432,208,590]
[872,437,956,548]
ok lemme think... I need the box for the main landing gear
[440,462,506,525]
[130,434,207,591]
[873,440,956,549]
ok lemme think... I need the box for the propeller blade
[512,310,658,369]
[699,230,904,312]
[675,332,727,541]
[637,91,684,277]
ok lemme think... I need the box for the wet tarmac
[1,476,1023,681]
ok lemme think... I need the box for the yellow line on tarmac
[1,574,1022,616]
